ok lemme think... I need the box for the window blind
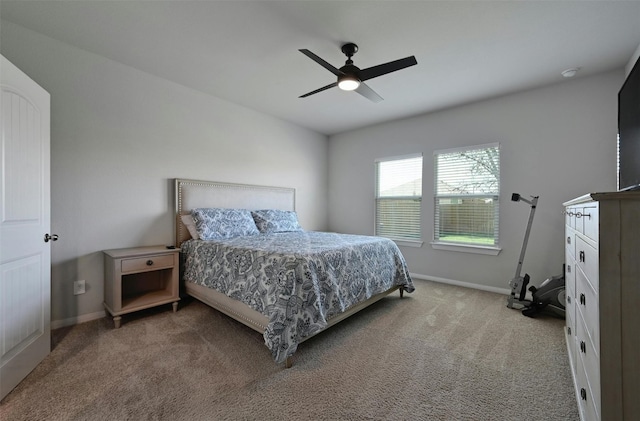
[375,154,423,241]
[434,144,500,246]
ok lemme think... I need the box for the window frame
[374,153,424,248]
[431,143,501,255]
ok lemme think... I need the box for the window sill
[392,239,423,248]
[430,241,501,255]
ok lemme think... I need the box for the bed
[175,178,414,367]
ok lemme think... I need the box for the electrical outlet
[73,280,86,295]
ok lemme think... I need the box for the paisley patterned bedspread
[181,231,414,363]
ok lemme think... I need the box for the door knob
[44,233,59,242]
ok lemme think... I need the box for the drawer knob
[568,327,572,335]
[567,295,571,304]
[580,341,586,354]
[579,250,585,263]
[567,237,571,244]
[567,265,571,273]
[146,260,154,266]
[580,293,586,306]
[580,388,587,401]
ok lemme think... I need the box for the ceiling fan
[299,42,417,103]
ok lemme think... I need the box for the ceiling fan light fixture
[338,74,360,91]
[298,43,417,101]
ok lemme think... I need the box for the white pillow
[181,214,199,240]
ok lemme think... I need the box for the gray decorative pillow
[191,208,259,240]
[251,209,303,233]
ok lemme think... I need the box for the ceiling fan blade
[355,82,383,103]
[299,49,342,76]
[359,56,417,82]
[299,82,338,98]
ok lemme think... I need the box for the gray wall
[328,70,622,292]
[1,20,329,326]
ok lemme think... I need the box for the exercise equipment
[507,193,539,310]
[506,193,566,318]
[522,271,566,318]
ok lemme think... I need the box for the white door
[0,55,52,400]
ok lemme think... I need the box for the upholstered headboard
[174,179,296,247]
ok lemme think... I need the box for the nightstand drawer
[121,254,175,273]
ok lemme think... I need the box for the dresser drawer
[565,262,576,331]
[565,205,579,230]
[576,354,600,421]
[565,246,577,367]
[576,311,601,413]
[566,300,577,366]
[565,260,576,299]
[576,266,599,356]
[566,279,575,327]
[574,206,584,234]
[576,236,598,291]
[581,205,598,241]
[566,229,576,260]
[121,254,175,273]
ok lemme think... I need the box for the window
[433,143,500,251]
[375,154,423,245]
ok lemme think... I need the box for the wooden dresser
[563,192,640,420]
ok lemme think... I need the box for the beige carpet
[0,279,578,420]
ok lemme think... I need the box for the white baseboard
[410,272,511,296]
[49,275,509,330]
[51,310,106,330]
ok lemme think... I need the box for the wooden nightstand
[103,246,180,328]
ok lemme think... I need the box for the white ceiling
[2,1,640,135]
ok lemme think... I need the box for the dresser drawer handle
[146,260,154,266]
[567,236,571,245]
[567,295,571,304]
[580,293,586,306]
[567,326,572,335]
[580,388,587,401]
[579,250,585,263]
[580,341,586,354]
[567,265,571,273]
